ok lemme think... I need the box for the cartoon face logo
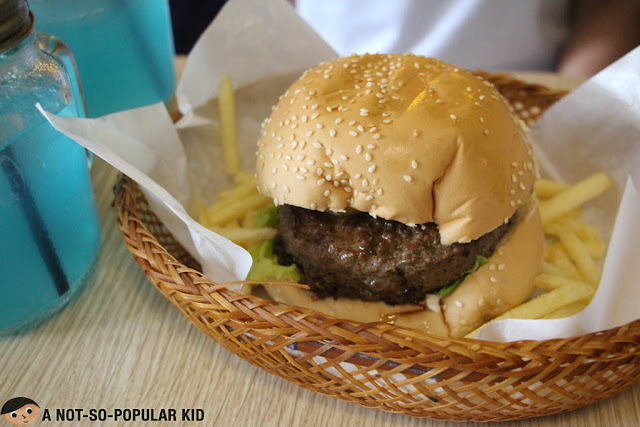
[1,398,40,426]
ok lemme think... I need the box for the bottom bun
[263,203,544,338]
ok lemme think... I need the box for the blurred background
[169,0,640,78]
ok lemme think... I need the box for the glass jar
[0,0,101,334]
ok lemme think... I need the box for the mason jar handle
[35,32,88,118]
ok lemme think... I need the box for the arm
[558,0,640,77]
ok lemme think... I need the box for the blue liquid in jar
[30,0,175,117]
[0,101,101,334]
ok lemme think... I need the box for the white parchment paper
[40,0,640,342]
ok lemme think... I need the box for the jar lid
[0,0,33,53]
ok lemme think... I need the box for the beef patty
[273,205,514,305]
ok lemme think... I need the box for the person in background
[170,0,640,78]
[294,0,640,77]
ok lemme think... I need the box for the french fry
[583,239,605,260]
[211,227,277,244]
[198,200,210,228]
[217,179,261,204]
[534,274,590,291]
[206,193,271,226]
[534,179,570,199]
[539,172,612,224]
[234,171,254,184]
[465,282,594,337]
[219,76,241,176]
[548,244,582,280]
[541,262,565,277]
[546,225,599,286]
[542,300,589,319]
[553,218,598,240]
[493,282,592,322]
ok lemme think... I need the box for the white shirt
[296,0,570,71]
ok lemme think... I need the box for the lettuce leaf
[247,239,301,282]
[438,255,489,297]
[252,205,278,228]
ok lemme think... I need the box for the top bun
[256,54,536,244]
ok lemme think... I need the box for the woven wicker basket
[113,73,640,421]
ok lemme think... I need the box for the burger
[251,53,544,338]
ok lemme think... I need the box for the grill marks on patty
[273,205,514,305]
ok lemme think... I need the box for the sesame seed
[366,195,374,201]
[313,142,322,149]
[300,167,308,173]
[403,175,413,183]
[296,175,306,180]
[330,129,337,137]
[324,190,331,197]
[497,298,503,305]
[334,181,340,187]
[490,276,498,283]
[282,163,288,171]
[308,90,316,95]
[480,117,485,123]
[355,173,362,179]
[466,86,472,92]
[340,155,348,161]
[455,300,463,308]
[311,203,317,209]
[367,144,376,149]
[326,106,332,112]
[365,153,372,161]
[311,104,318,109]
[498,264,505,271]
[510,201,516,208]
[300,141,306,149]
[511,161,518,167]
[435,99,444,104]
[411,160,418,169]
[372,134,381,140]
[490,264,496,270]
[311,113,319,119]
[296,154,305,161]
[271,168,277,174]
[357,125,364,132]
[326,174,332,181]
[382,112,390,117]
[377,189,384,195]
[349,121,356,126]
[479,95,485,100]
[370,127,377,133]
[478,298,485,306]
[368,165,377,173]
[350,130,358,137]
[317,178,325,185]
[335,118,343,124]
[324,162,332,168]
[301,115,308,123]
[292,141,297,149]
[450,114,457,120]
[362,179,369,187]
[307,130,314,137]
[360,111,368,117]
[483,129,490,135]
[284,185,290,193]
[307,160,315,166]
[285,155,292,160]
[316,123,323,129]
[383,119,392,124]
[344,187,352,193]
[519,182,526,190]
[510,189,516,195]
[512,174,518,183]
[413,129,420,138]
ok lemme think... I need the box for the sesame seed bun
[256,53,537,244]
[263,202,544,339]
